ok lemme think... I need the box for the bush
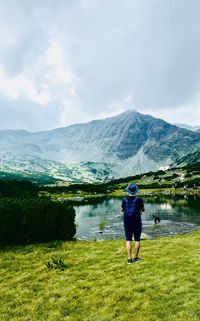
[0,197,76,245]
[0,179,38,198]
[138,182,172,189]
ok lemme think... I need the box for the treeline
[184,162,200,173]
[43,182,111,194]
[0,179,76,246]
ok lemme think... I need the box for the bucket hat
[125,183,139,195]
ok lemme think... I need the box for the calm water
[75,195,200,240]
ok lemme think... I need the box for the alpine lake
[74,194,200,240]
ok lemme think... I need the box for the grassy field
[0,232,200,321]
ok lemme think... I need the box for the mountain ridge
[0,110,200,181]
[174,123,200,132]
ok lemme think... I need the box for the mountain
[0,110,200,181]
[174,123,200,132]
[172,150,200,167]
[0,153,113,184]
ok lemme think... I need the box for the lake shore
[48,187,200,205]
[0,231,199,321]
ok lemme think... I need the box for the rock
[141,232,151,240]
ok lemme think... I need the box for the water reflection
[75,195,200,240]
[160,203,172,210]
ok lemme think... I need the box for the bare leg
[134,241,140,258]
[126,241,132,259]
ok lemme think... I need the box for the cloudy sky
[0,0,200,131]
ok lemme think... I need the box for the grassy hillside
[41,162,200,202]
[0,232,199,321]
[107,162,200,190]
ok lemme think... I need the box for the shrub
[46,257,68,270]
[98,219,106,232]
[0,179,38,198]
[0,197,76,245]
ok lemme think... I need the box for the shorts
[124,218,142,241]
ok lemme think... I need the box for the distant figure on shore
[121,183,145,264]
[153,214,160,224]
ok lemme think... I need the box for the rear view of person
[121,183,145,264]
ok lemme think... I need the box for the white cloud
[45,40,63,66]
[0,68,19,99]
[0,0,200,130]
[0,32,79,121]
[140,100,200,126]
[0,67,51,105]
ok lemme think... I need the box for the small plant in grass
[46,257,68,270]
[98,219,106,233]
[47,240,63,249]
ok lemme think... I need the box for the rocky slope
[172,150,200,167]
[0,110,200,180]
[0,153,112,184]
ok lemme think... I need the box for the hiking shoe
[133,257,141,262]
[127,259,133,265]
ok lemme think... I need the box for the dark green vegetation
[0,232,199,321]
[0,179,39,197]
[0,197,76,245]
[0,180,76,246]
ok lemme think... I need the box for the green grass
[0,232,200,321]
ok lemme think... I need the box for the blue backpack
[123,197,139,217]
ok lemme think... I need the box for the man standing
[121,183,145,264]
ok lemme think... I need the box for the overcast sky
[0,0,200,131]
